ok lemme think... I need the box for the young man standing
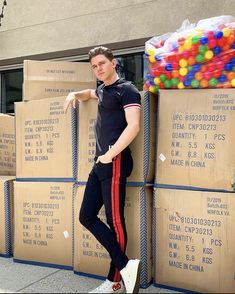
[63,46,141,293]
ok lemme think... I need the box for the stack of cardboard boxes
[0,114,16,257]
[153,89,235,293]
[14,60,96,269]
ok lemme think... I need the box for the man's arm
[96,106,141,164]
[63,89,97,112]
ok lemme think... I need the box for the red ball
[203,71,213,80]
[208,39,217,49]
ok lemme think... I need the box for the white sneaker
[120,259,141,293]
[89,279,124,293]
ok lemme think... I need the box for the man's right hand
[63,92,77,113]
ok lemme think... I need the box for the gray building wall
[0,0,234,67]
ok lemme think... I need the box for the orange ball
[200,79,209,88]
[200,65,207,73]
[223,81,231,88]
[172,70,179,78]
[188,56,196,66]
[227,72,235,81]
[195,72,203,80]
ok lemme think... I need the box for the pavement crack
[15,269,61,292]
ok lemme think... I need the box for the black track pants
[79,151,133,282]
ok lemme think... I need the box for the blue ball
[165,63,173,71]
[214,31,223,39]
[155,55,162,61]
[218,74,227,83]
[183,79,191,87]
[224,63,232,71]
[231,57,235,65]
[149,76,155,85]
[213,46,221,55]
[200,36,208,45]
[192,64,200,72]
[186,72,195,80]
[232,43,235,50]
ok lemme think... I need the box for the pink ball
[215,60,224,70]
[203,71,213,80]
[208,39,217,49]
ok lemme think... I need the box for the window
[1,69,23,113]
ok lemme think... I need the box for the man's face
[90,54,116,82]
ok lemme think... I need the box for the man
[63,46,141,293]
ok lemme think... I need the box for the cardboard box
[77,91,157,183]
[23,80,96,101]
[14,181,74,269]
[24,60,96,82]
[153,188,235,293]
[0,176,15,257]
[15,96,77,180]
[0,114,16,175]
[73,184,152,288]
[155,89,235,191]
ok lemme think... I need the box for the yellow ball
[178,46,184,54]
[184,41,192,51]
[154,77,160,85]
[179,58,188,68]
[204,50,214,60]
[179,67,188,76]
[146,47,155,56]
[149,55,156,63]
[231,79,235,87]
[149,85,155,93]
[178,82,185,89]
[222,27,231,37]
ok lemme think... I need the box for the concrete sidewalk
[0,257,180,293]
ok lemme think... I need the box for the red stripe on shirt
[123,103,141,109]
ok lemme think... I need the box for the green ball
[199,45,207,54]
[196,54,204,63]
[160,74,167,82]
[164,80,172,89]
[209,78,218,87]
[232,65,235,72]
[191,79,200,88]
[171,78,179,86]
[192,35,199,44]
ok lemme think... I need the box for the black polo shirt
[94,78,141,156]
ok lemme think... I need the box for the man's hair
[88,46,114,62]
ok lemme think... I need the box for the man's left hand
[96,154,112,164]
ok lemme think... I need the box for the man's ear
[112,58,117,69]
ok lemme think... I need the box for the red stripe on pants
[112,154,125,282]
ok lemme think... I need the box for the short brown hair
[88,46,114,62]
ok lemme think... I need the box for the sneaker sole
[133,260,141,293]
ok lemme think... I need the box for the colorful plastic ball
[172,70,179,78]
[232,43,235,49]
[200,79,209,88]
[199,45,207,54]
[218,74,227,83]
[155,55,162,62]
[233,65,235,72]
[215,31,223,39]
[149,55,156,63]
[149,76,155,85]
[215,60,224,70]
[165,63,173,71]
[154,77,160,85]
[200,65,207,72]
[204,50,214,60]
[213,46,222,55]
[227,72,235,81]
[209,78,218,87]
[182,51,190,59]
[231,57,235,65]
[164,80,172,88]
[200,36,208,45]
[149,85,159,93]
[231,79,235,87]
[217,37,226,47]
[171,61,179,70]
[179,58,188,68]
[192,35,199,44]
[191,79,200,88]
[187,56,196,66]
[203,71,213,80]
[179,68,188,76]
[184,79,191,87]
[213,69,222,79]
[196,54,204,63]
[227,34,235,45]
[177,82,185,89]
[195,72,203,80]
[187,72,195,80]
[224,63,233,71]
[192,64,201,72]
[178,46,184,54]
[184,41,192,50]
[171,78,179,86]
[208,39,217,49]
[222,27,231,37]
[160,74,167,82]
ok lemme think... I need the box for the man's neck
[103,73,119,86]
